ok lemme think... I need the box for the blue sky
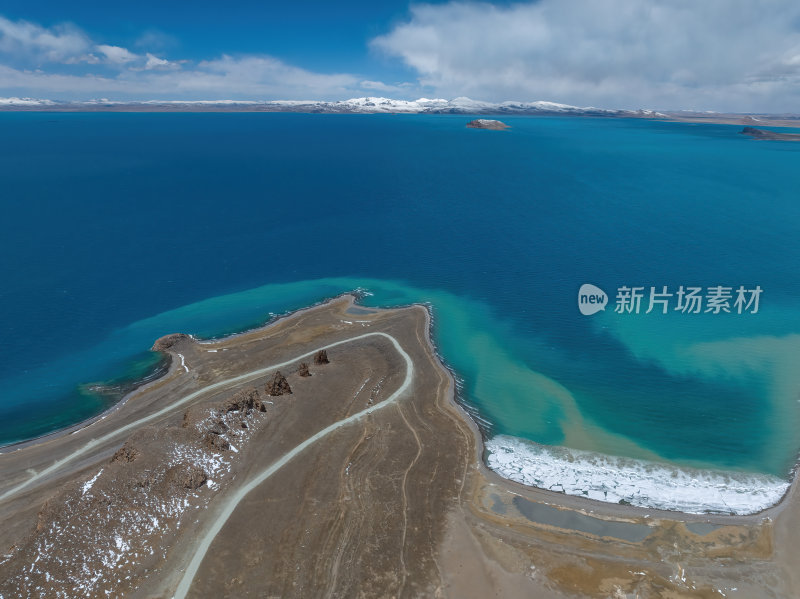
[1,0,800,112]
[0,0,419,81]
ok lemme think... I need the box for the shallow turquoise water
[1,113,799,489]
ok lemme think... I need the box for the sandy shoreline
[0,361,180,456]
[415,296,800,523]
[0,294,797,597]
[2,105,800,130]
[4,288,799,517]
[3,288,798,522]
[660,113,800,129]
[0,290,371,455]
[14,288,793,519]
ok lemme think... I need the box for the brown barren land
[0,296,798,598]
[2,103,800,130]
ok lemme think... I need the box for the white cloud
[191,55,359,95]
[0,15,91,63]
[142,53,175,70]
[359,79,414,93]
[134,29,178,51]
[0,55,372,100]
[371,0,800,112]
[0,14,397,100]
[0,15,142,67]
[96,44,138,64]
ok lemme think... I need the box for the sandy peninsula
[0,295,798,598]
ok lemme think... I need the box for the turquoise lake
[1,112,799,510]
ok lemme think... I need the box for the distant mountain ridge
[0,95,666,117]
[5,96,799,128]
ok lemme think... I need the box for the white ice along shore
[486,435,789,515]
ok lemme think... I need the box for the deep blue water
[1,112,799,480]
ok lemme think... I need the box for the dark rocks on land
[223,387,266,413]
[151,333,191,352]
[740,126,800,141]
[313,350,329,365]
[205,431,230,452]
[298,362,311,377]
[466,119,509,130]
[110,444,139,464]
[266,370,292,396]
[207,420,229,435]
[182,466,208,490]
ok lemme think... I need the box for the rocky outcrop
[741,126,800,141]
[314,350,329,365]
[207,419,229,435]
[298,362,311,377]
[466,119,509,130]
[0,368,274,599]
[110,444,139,464]
[266,371,292,396]
[223,387,266,413]
[181,466,208,490]
[151,333,191,352]
[205,431,230,452]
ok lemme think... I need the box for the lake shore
[0,295,798,597]
[2,103,800,129]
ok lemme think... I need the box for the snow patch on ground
[81,470,103,496]
[2,401,267,597]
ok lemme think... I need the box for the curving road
[0,332,411,505]
[172,332,413,599]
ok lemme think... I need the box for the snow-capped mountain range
[0,97,56,106]
[0,95,666,116]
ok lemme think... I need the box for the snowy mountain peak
[0,97,55,106]
[0,95,653,117]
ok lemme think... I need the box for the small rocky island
[740,126,800,141]
[466,119,509,130]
